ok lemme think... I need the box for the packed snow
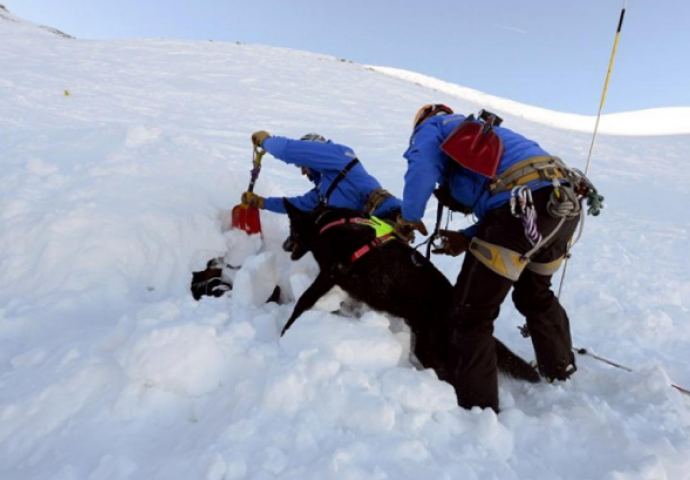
[0,7,689,480]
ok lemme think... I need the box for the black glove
[431,229,470,256]
[394,215,428,243]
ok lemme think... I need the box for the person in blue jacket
[243,131,402,244]
[397,104,583,412]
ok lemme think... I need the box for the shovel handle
[247,146,266,193]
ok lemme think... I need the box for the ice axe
[231,146,265,235]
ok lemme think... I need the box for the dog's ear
[283,198,301,219]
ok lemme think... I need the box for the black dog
[282,200,540,384]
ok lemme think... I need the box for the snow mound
[233,251,280,306]
[117,324,228,397]
[281,311,404,371]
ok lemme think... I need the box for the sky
[4,0,689,115]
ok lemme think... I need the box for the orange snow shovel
[231,146,266,235]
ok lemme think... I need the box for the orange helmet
[413,104,453,129]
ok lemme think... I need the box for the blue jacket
[262,136,402,217]
[402,114,552,237]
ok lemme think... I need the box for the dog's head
[284,199,319,261]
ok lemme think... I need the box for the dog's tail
[495,339,541,383]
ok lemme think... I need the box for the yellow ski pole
[558,0,628,298]
[584,0,629,176]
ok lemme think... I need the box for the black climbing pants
[447,187,580,411]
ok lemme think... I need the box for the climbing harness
[468,237,528,282]
[471,169,592,282]
[363,188,394,216]
[319,215,395,263]
[499,156,601,258]
[318,158,360,207]
[489,156,569,195]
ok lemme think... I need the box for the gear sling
[319,158,395,216]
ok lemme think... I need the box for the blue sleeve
[263,136,353,171]
[264,189,321,214]
[402,129,446,222]
[460,223,479,239]
[263,196,288,214]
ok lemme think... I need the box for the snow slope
[1,9,689,480]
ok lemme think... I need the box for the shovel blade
[231,203,262,235]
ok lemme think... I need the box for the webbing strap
[319,216,395,263]
[526,256,565,276]
[364,188,394,215]
[319,216,393,237]
[489,156,568,195]
[322,158,360,205]
[320,217,362,234]
[469,238,527,282]
[468,212,568,281]
[350,233,394,261]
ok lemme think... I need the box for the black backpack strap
[322,158,360,205]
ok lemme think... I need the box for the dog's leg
[409,314,452,382]
[495,339,541,383]
[281,271,336,336]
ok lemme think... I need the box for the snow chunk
[263,371,311,415]
[117,325,227,397]
[10,347,47,369]
[290,273,348,312]
[26,157,59,176]
[204,454,226,480]
[261,446,289,475]
[88,454,138,480]
[340,393,396,434]
[281,311,403,371]
[125,125,162,148]
[233,252,279,306]
[381,368,457,413]
[222,229,262,266]
[468,408,514,461]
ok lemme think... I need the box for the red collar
[320,217,373,234]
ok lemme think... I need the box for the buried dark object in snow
[190,257,282,303]
[190,258,233,301]
[282,200,540,385]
